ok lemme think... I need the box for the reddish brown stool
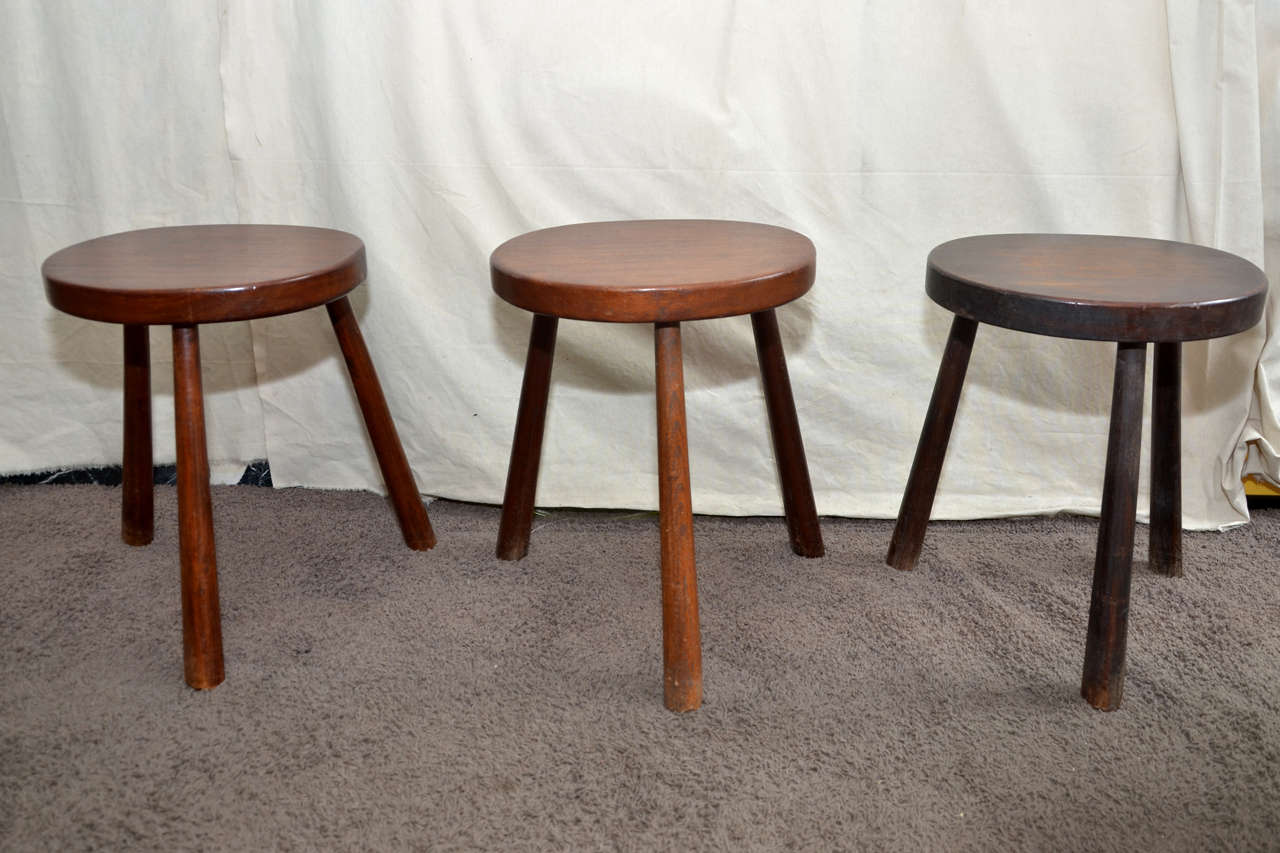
[886,234,1267,710]
[43,225,435,689]
[491,219,825,712]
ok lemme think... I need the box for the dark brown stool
[491,219,825,712]
[886,233,1267,710]
[43,224,435,689]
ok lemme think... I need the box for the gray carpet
[1,484,1278,851]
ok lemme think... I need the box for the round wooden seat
[43,225,366,325]
[927,234,1267,342]
[490,220,815,322]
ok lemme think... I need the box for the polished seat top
[43,225,366,325]
[491,220,815,322]
[926,234,1267,341]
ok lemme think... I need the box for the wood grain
[491,219,823,711]
[121,324,153,546]
[327,296,436,551]
[1081,342,1147,711]
[43,224,434,690]
[172,325,225,690]
[896,234,1268,710]
[492,220,814,323]
[751,309,823,557]
[926,234,1267,342]
[1149,342,1182,577]
[886,315,979,571]
[654,322,702,712]
[43,225,366,325]
[496,315,559,561]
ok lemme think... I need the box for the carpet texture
[1,485,1278,851]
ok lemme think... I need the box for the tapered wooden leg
[886,315,979,571]
[751,310,824,557]
[496,315,558,560]
[655,322,702,712]
[122,324,153,546]
[1150,342,1182,577]
[172,325,224,690]
[326,297,436,551]
[1081,342,1147,711]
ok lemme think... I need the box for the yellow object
[1244,475,1280,497]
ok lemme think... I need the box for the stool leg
[1150,342,1182,577]
[1082,341,1147,711]
[654,322,703,712]
[886,315,979,571]
[496,315,558,560]
[326,297,436,550]
[122,324,153,545]
[172,325,224,690]
[750,309,824,557]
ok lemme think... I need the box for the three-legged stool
[491,220,825,711]
[43,225,436,689]
[886,233,1267,710]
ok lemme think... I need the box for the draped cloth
[2,1,1276,528]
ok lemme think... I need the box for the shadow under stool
[490,219,825,712]
[886,233,1267,710]
[43,225,436,689]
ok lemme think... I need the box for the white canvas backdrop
[0,2,265,482]
[2,1,1276,529]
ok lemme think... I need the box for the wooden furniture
[43,224,435,689]
[887,233,1267,710]
[491,219,825,712]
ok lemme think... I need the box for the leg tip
[1081,682,1122,712]
[185,666,225,691]
[790,537,825,559]
[184,638,224,690]
[396,501,437,550]
[405,529,437,551]
[495,542,528,561]
[886,549,917,572]
[664,682,703,713]
[122,529,153,547]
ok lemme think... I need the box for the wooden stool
[43,225,436,689]
[491,220,825,712]
[886,234,1267,710]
